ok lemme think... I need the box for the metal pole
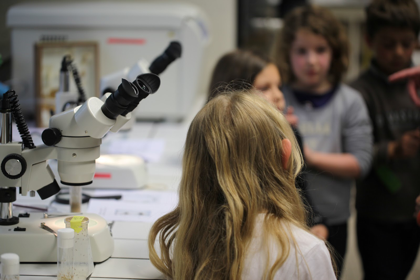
[0,110,14,221]
[0,200,12,220]
[0,111,12,144]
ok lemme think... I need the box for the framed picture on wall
[34,41,99,127]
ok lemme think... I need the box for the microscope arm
[0,143,58,198]
[20,145,57,197]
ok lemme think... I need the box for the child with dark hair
[350,0,420,279]
[209,50,294,126]
[274,5,373,278]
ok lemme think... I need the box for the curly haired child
[274,5,373,277]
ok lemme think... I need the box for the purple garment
[292,86,337,108]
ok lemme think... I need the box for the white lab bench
[10,93,206,279]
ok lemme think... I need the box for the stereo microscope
[0,73,160,262]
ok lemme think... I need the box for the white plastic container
[1,253,19,280]
[57,228,74,280]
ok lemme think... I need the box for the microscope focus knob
[42,128,62,146]
[1,154,27,179]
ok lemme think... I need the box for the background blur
[1,1,420,279]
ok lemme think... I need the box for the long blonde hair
[148,90,307,280]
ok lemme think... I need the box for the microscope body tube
[51,98,116,140]
[74,98,115,138]
[56,147,99,185]
[49,95,135,188]
[50,100,109,210]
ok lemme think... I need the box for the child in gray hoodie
[274,5,372,278]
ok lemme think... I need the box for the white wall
[179,0,236,93]
[142,0,236,94]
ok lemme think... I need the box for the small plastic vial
[1,253,19,280]
[65,216,94,280]
[57,228,74,280]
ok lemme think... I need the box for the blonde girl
[148,91,336,279]
[208,49,329,239]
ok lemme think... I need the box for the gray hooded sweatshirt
[283,84,372,225]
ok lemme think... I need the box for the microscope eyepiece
[136,80,149,94]
[121,78,139,96]
[134,73,160,97]
[148,41,182,75]
[102,74,160,119]
[101,79,139,119]
[121,73,161,116]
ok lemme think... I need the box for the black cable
[7,90,36,149]
[66,58,87,104]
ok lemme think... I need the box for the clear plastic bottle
[65,216,94,280]
[57,228,74,280]
[1,253,19,280]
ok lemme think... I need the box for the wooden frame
[34,41,99,127]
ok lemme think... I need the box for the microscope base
[49,154,148,189]
[0,212,114,263]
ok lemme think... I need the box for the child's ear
[281,139,292,169]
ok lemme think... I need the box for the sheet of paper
[105,139,165,163]
[87,190,178,223]
[91,189,176,202]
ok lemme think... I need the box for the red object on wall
[94,173,112,179]
[107,38,146,45]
